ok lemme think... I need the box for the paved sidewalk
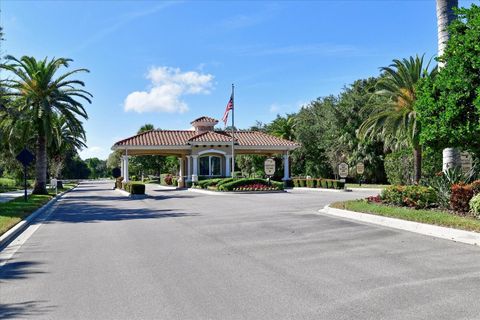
[0,189,32,203]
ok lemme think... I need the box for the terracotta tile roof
[114,130,196,147]
[113,129,300,148]
[190,116,219,124]
[234,131,300,147]
[188,131,236,143]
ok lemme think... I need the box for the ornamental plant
[450,183,474,214]
[469,194,480,218]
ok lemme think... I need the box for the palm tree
[436,0,459,170]
[1,56,92,194]
[49,115,87,179]
[358,55,436,183]
[436,0,458,67]
[268,114,296,141]
[137,123,155,134]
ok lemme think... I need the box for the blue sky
[1,0,476,159]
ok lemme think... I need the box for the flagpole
[231,83,235,178]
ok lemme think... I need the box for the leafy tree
[1,56,92,194]
[416,5,480,155]
[267,114,296,141]
[358,55,436,183]
[85,157,107,179]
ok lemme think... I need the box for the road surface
[1,181,480,319]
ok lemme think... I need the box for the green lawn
[331,200,480,233]
[346,183,390,189]
[0,184,77,236]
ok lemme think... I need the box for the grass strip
[0,184,76,236]
[331,200,480,233]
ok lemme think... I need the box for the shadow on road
[46,201,197,224]
[0,300,56,319]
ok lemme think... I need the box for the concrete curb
[293,187,352,193]
[187,188,285,195]
[0,186,76,249]
[146,184,178,190]
[319,205,480,247]
[114,188,147,199]
[348,188,383,193]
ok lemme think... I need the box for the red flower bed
[233,183,279,191]
[366,195,382,203]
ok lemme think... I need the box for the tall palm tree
[436,0,459,170]
[49,115,87,179]
[1,56,92,194]
[137,123,155,134]
[358,55,436,183]
[436,0,458,67]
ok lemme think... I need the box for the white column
[186,156,192,181]
[178,157,184,187]
[208,156,212,176]
[120,157,124,178]
[192,155,198,182]
[282,151,290,181]
[225,155,232,177]
[124,156,129,182]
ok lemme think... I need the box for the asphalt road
[1,181,480,320]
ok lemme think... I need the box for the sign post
[264,158,276,185]
[356,162,365,186]
[15,148,35,202]
[338,162,349,191]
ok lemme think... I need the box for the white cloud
[79,146,107,160]
[124,66,214,113]
[269,104,280,113]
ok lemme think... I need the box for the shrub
[320,179,328,188]
[283,179,294,188]
[123,182,146,195]
[293,179,301,187]
[197,178,223,189]
[470,180,480,195]
[382,185,436,209]
[402,185,437,209]
[381,186,405,206]
[306,179,316,188]
[384,149,414,185]
[327,180,334,189]
[216,178,236,187]
[218,178,283,191]
[366,195,382,203]
[450,183,474,214]
[469,194,480,218]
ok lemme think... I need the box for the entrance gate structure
[112,116,300,187]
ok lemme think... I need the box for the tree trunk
[413,146,422,184]
[436,0,458,67]
[437,0,460,170]
[33,135,48,194]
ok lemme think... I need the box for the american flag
[222,93,234,125]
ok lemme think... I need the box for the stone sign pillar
[443,148,461,172]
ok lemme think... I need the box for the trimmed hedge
[218,178,284,191]
[292,178,344,190]
[123,182,146,195]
